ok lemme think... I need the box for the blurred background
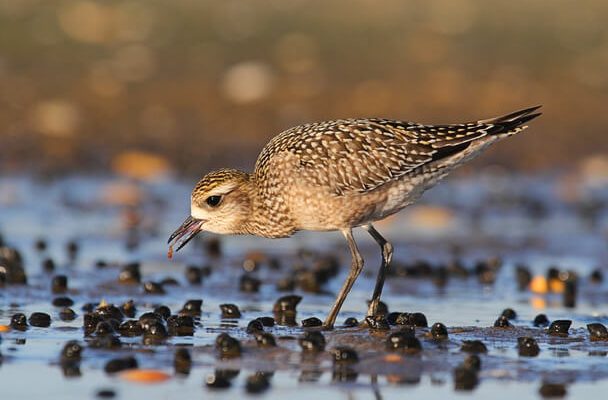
[1,0,608,178]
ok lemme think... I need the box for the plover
[169,106,541,328]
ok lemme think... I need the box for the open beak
[167,216,205,254]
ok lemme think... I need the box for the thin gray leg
[363,224,394,317]
[323,229,364,329]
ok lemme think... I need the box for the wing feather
[254,108,539,196]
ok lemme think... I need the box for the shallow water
[1,172,607,398]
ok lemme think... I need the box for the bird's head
[168,168,253,254]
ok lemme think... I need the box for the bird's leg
[323,229,364,330]
[363,224,394,317]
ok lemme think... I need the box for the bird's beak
[167,216,205,254]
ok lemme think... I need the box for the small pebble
[399,324,416,338]
[120,300,136,318]
[219,304,241,319]
[96,389,116,399]
[518,336,540,357]
[153,305,171,320]
[494,315,512,328]
[301,317,323,328]
[167,315,195,336]
[299,331,326,352]
[386,312,401,325]
[94,321,116,336]
[97,303,124,322]
[142,321,168,341]
[563,280,577,308]
[29,312,51,328]
[205,372,231,389]
[206,237,222,257]
[539,382,567,398]
[174,348,192,375]
[548,320,571,337]
[66,240,79,261]
[365,315,390,331]
[118,320,143,337]
[273,295,302,313]
[10,313,28,331]
[242,257,261,272]
[119,263,141,284]
[460,340,487,354]
[257,317,275,327]
[394,313,410,325]
[343,317,359,327]
[431,322,448,340]
[138,312,164,328]
[276,276,296,291]
[84,313,103,335]
[589,269,603,284]
[51,275,68,294]
[254,332,277,347]
[59,307,77,321]
[52,297,74,307]
[386,332,422,353]
[587,323,608,341]
[515,265,532,291]
[239,274,261,293]
[160,277,179,286]
[104,356,138,374]
[34,238,47,252]
[215,333,241,358]
[275,312,297,326]
[408,312,428,327]
[245,372,270,394]
[42,258,55,273]
[246,319,264,334]
[180,299,203,316]
[501,308,517,320]
[143,281,165,295]
[296,269,322,293]
[0,246,27,284]
[185,266,203,285]
[534,314,550,327]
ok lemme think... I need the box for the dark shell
[518,336,540,357]
[301,317,323,328]
[460,340,487,354]
[299,331,326,352]
[431,322,448,340]
[548,320,572,337]
[587,323,608,341]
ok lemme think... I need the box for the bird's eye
[206,195,222,207]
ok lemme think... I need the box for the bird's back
[254,106,541,198]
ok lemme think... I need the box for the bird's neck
[240,174,297,238]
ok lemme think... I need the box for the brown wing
[254,107,540,195]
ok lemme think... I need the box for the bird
[168,105,541,329]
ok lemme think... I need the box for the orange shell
[530,275,548,294]
[120,369,171,383]
[383,353,403,363]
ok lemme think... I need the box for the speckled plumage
[170,106,541,328]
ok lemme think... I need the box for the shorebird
[168,106,541,328]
